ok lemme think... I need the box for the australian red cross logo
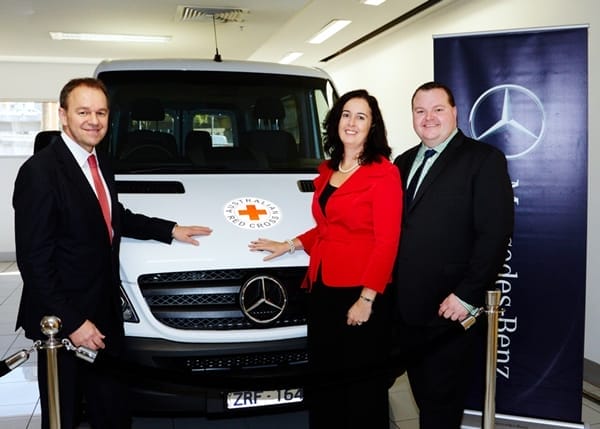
[223,197,281,230]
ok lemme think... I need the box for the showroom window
[0,101,59,156]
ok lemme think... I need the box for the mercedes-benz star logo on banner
[469,84,546,159]
[239,275,287,324]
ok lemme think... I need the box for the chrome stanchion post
[40,316,64,429]
[483,290,502,429]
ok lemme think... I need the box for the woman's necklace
[338,161,360,173]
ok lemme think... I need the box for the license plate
[226,388,304,409]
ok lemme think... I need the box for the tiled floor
[1,260,599,429]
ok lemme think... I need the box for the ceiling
[1,0,452,68]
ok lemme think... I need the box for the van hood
[116,173,316,283]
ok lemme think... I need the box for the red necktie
[88,154,113,242]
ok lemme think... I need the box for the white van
[94,59,337,414]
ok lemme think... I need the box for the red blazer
[298,158,402,293]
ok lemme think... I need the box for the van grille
[151,349,308,373]
[137,268,307,330]
[186,350,308,371]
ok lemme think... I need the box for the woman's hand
[347,299,373,326]
[346,288,376,326]
[249,237,292,261]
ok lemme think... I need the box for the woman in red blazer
[250,89,402,429]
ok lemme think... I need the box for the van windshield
[97,70,336,173]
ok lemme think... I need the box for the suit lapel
[53,139,113,235]
[313,161,374,198]
[398,146,419,187]
[409,131,465,211]
[312,162,382,223]
[332,164,373,196]
[53,139,97,202]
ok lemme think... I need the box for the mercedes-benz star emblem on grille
[239,275,287,324]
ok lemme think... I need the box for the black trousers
[37,347,131,429]
[394,320,486,429]
[306,281,392,429]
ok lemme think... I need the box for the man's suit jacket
[393,130,514,326]
[13,138,175,352]
[298,158,402,294]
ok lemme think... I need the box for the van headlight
[120,286,139,323]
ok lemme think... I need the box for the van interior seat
[185,129,258,168]
[253,96,286,130]
[242,96,298,166]
[243,130,297,165]
[185,130,212,165]
[33,130,61,154]
[120,130,177,162]
[119,98,178,162]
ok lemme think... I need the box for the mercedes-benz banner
[434,26,588,423]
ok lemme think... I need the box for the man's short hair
[59,78,109,109]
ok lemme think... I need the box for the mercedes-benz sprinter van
[94,59,337,414]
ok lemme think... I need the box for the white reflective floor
[1,261,599,429]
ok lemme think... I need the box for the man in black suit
[13,78,212,429]
[393,81,514,428]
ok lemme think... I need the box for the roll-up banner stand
[434,26,588,428]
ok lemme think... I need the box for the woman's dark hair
[323,89,391,169]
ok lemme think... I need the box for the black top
[319,183,337,213]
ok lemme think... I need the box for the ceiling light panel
[361,0,387,5]
[308,20,352,44]
[49,32,171,43]
[279,52,304,64]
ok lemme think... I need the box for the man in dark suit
[13,78,212,429]
[393,81,514,428]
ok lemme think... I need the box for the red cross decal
[238,204,267,221]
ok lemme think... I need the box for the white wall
[321,0,599,364]
[0,61,98,260]
[0,157,26,261]
[0,0,598,363]
[0,61,97,101]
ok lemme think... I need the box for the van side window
[131,114,175,134]
[281,96,300,146]
[191,112,235,147]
